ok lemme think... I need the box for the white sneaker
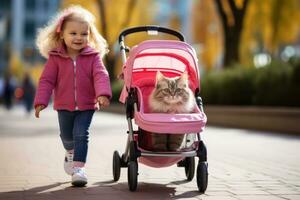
[72,167,87,187]
[64,151,73,175]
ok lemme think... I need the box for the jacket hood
[49,45,99,57]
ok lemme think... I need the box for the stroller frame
[112,26,208,192]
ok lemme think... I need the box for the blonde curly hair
[36,5,108,58]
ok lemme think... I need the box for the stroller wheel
[185,157,195,181]
[196,162,208,193]
[112,151,121,181]
[128,161,138,191]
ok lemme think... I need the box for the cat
[148,71,196,151]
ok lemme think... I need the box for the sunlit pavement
[0,105,300,200]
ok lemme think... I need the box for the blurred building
[0,0,60,74]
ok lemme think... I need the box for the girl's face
[61,20,90,55]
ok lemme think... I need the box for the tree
[192,0,223,70]
[214,0,250,67]
[239,0,300,65]
[97,0,137,80]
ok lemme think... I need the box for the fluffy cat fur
[148,71,196,151]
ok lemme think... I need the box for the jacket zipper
[73,59,78,110]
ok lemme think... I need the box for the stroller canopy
[122,40,201,93]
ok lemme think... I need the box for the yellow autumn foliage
[241,0,300,64]
[192,0,223,70]
[38,0,300,73]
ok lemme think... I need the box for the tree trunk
[214,0,249,68]
[223,26,241,66]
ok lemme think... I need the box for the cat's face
[152,71,190,104]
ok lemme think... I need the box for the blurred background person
[21,72,35,115]
[0,76,4,103]
[3,72,16,110]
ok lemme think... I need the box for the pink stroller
[112,26,208,192]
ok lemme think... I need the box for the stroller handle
[118,25,185,43]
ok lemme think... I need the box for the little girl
[34,5,112,187]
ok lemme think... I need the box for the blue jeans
[57,110,95,163]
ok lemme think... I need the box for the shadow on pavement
[0,180,203,200]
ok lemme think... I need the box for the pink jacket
[34,45,112,111]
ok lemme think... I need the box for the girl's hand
[35,105,45,118]
[97,96,110,109]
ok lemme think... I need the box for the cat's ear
[179,71,189,86]
[155,71,164,88]
[156,71,164,82]
[181,71,188,80]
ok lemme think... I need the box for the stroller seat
[132,78,207,134]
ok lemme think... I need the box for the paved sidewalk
[0,106,300,200]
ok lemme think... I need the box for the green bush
[201,66,256,105]
[111,80,124,103]
[200,60,300,107]
[287,57,300,106]
[253,61,293,106]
